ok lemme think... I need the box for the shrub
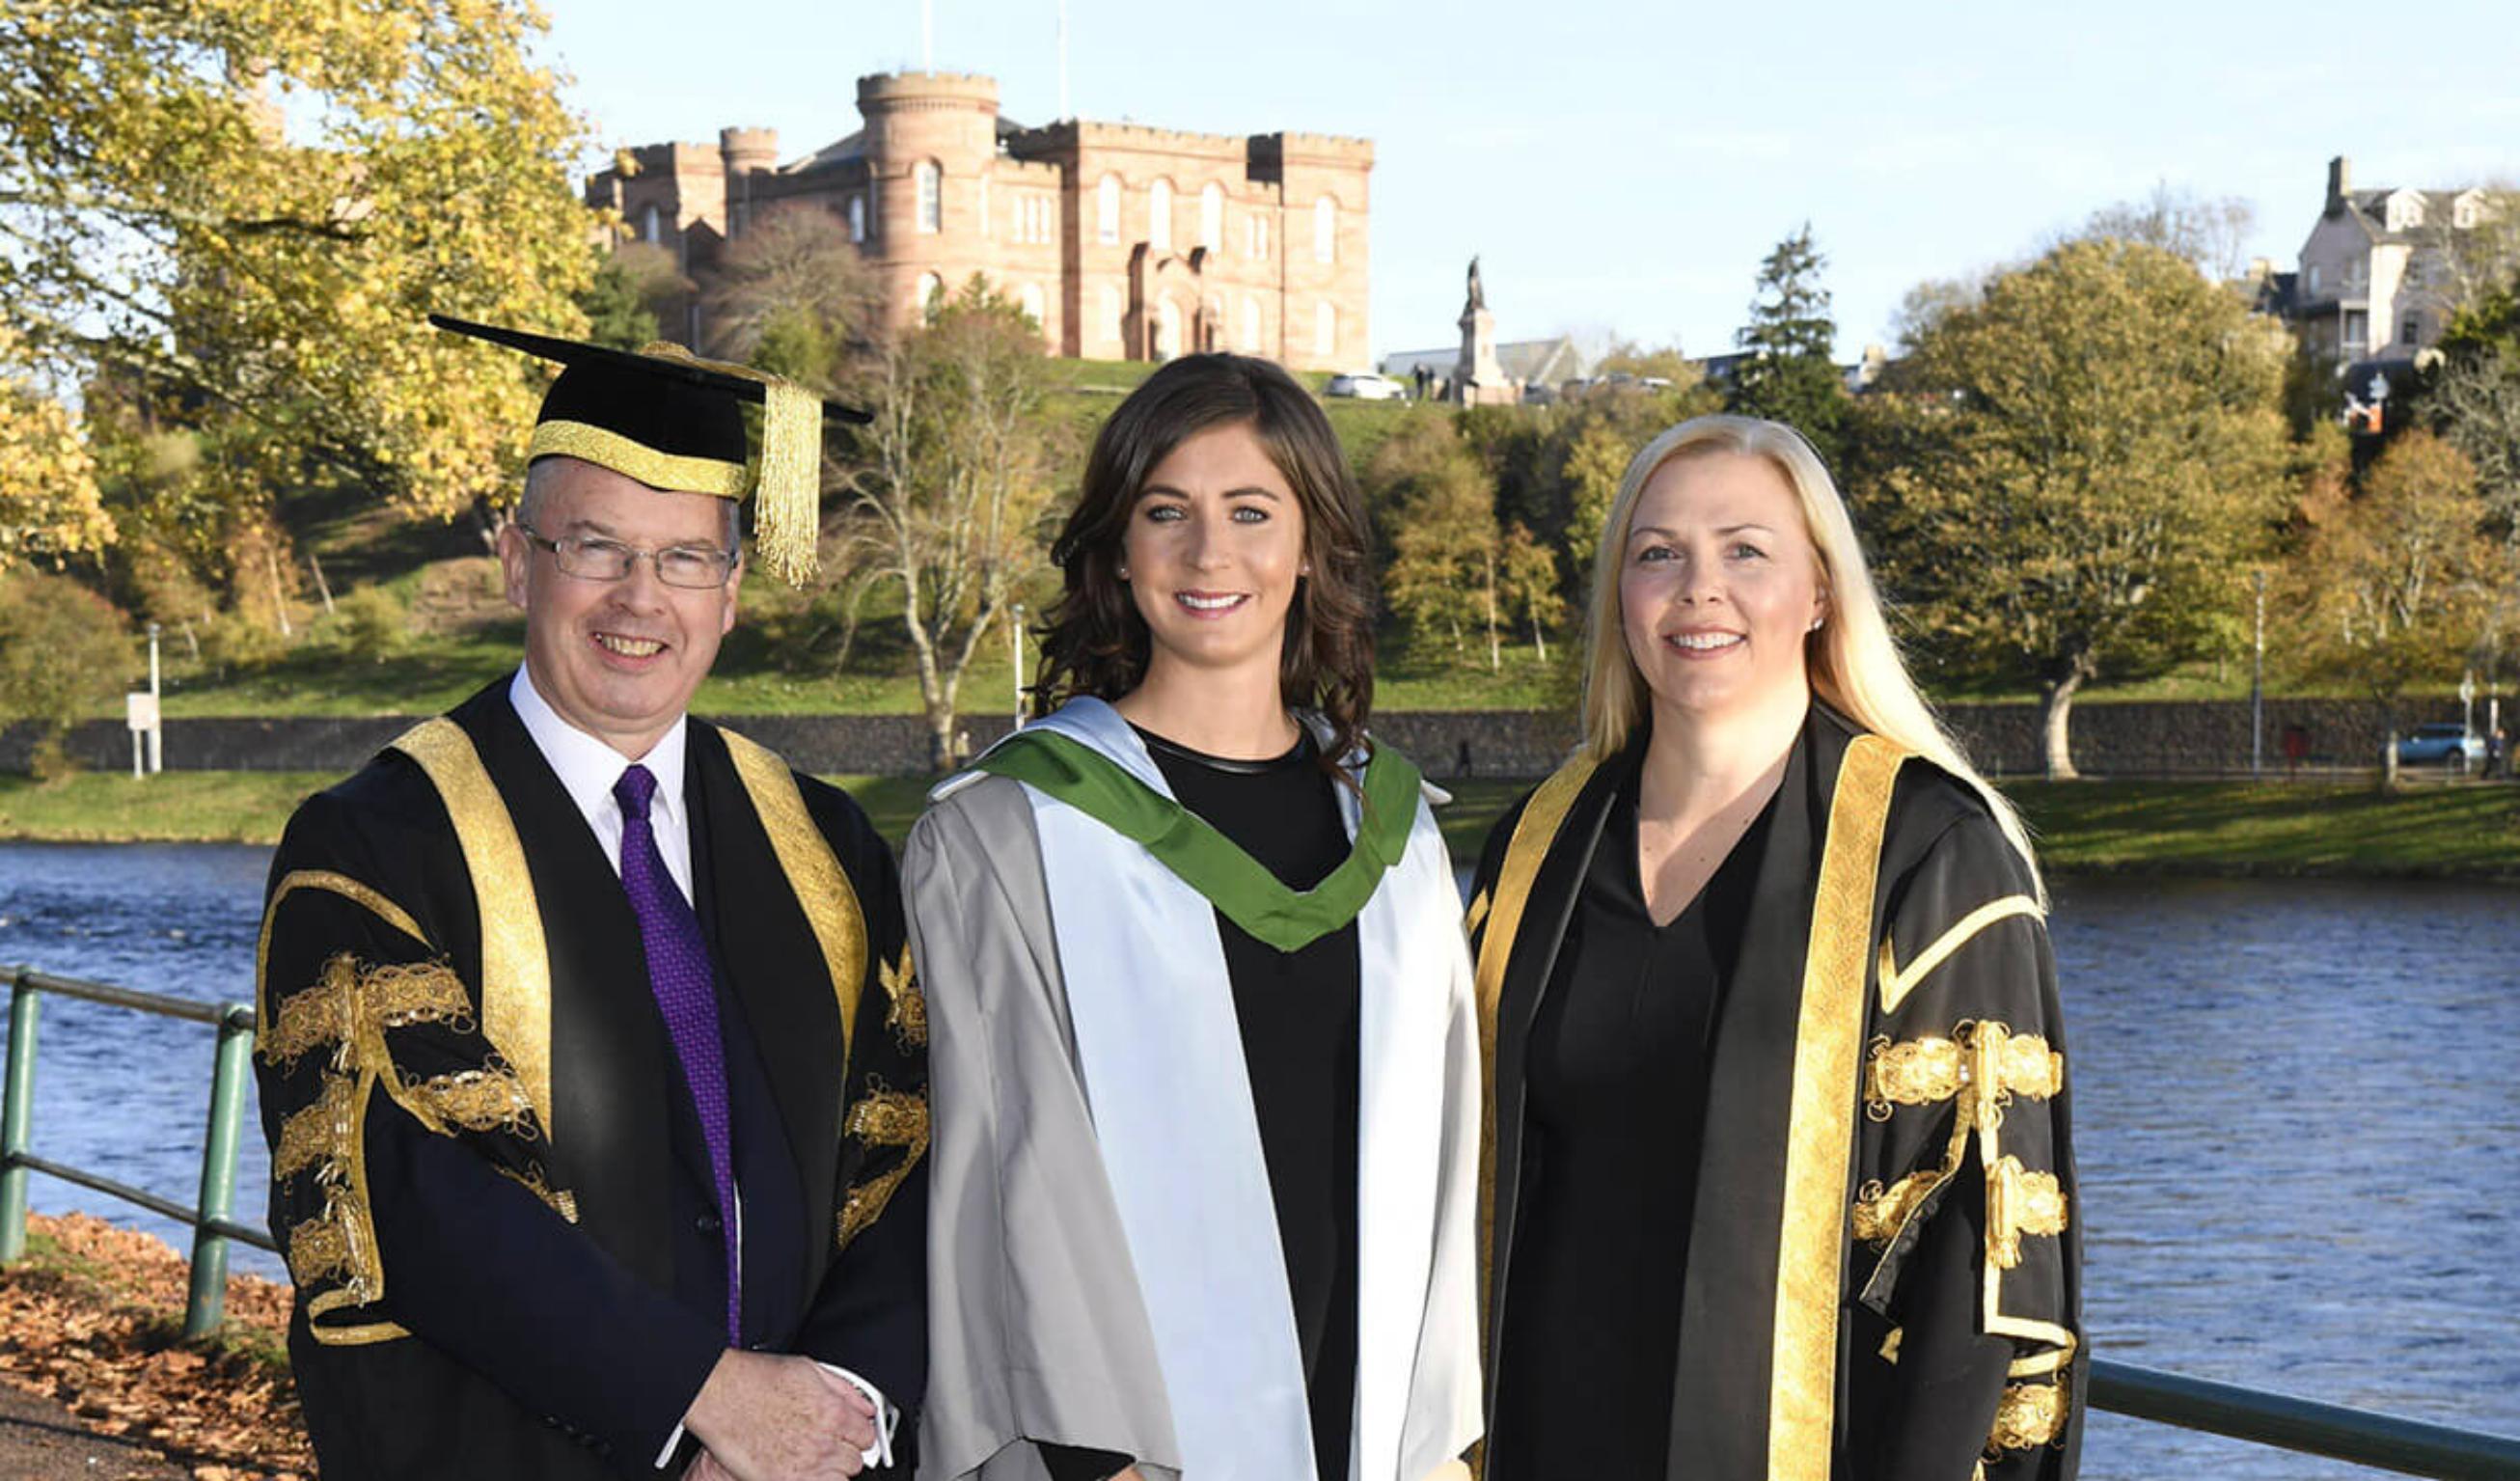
[0,570,133,776]
[325,584,408,662]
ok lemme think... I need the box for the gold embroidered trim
[880,943,925,1049]
[1988,1155,2068,1269]
[392,719,555,1138]
[495,1163,582,1223]
[402,1065,541,1138]
[528,419,749,498]
[1879,1327,1904,1363]
[272,1075,362,1184]
[722,727,867,1076]
[1473,754,1600,1332]
[835,1085,930,1251]
[1877,893,2042,1015]
[1852,1169,1944,1247]
[260,955,476,1068]
[1771,734,1910,1481]
[256,869,430,1031]
[1864,1023,2065,1121]
[1464,888,1492,937]
[1987,1379,2069,1453]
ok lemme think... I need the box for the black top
[1488,765,1772,1479]
[1040,727,1363,1481]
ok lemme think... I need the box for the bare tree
[2078,182,2258,284]
[701,205,878,381]
[843,280,1061,769]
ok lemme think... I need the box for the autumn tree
[1369,417,1509,666]
[844,281,1062,769]
[2288,429,2496,754]
[1727,223,1844,464]
[0,343,113,571]
[1874,239,2291,776]
[1498,522,1568,662]
[0,0,597,552]
[701,205,879,385]
[0,570,132,776]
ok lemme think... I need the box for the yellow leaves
[0,352,115,571]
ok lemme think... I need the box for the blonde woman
[1465,415,2082,1481]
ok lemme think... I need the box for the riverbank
[0,1214,309,1478]
[7,771,2520,877]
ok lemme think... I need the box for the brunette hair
[1033,353,1378,766]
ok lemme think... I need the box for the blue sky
[534,0,2518,364]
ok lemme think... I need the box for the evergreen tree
[578,252,663,350]
[1727,223,1845,464]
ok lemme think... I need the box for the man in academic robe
[1467,704,2082,1481]
[253,320,927,1479]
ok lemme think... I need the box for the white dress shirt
[504,667,895,1470]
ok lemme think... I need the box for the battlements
[856,70,1001,111]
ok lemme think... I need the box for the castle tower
[857,72,1003,321]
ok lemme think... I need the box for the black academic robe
[1468,705,2082,1481]
[254,681,928,1479]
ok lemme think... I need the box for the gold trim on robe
[722,727,868,1076]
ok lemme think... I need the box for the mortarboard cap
[429,314,869,586]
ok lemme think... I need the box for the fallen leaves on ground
[0,1214,310,1479]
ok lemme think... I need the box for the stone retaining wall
[1,697,2479,780]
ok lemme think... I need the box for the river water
[2,841,2516,1476]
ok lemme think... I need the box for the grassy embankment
[10,770,2520,878]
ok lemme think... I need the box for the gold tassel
[752,377,821,586]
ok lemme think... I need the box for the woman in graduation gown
[906,354,1482,1481]
[1468,414,2082,1481]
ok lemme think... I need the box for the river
[2,841,2515,1476]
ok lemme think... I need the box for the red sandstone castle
[588,71,1374,370]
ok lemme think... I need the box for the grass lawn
[11,771,2519,879]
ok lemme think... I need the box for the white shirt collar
[507,664,688,831]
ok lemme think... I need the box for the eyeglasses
[518,528,738,590]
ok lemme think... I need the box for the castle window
[848,194,866,243]
[1020,283,1047,333]
[1313,197,1335,263]
[1149,179,1173,252]
[1315,300,1336,357]
[1156,297,1182,359]
[916,272,945,316]
[1248,213,1268,260]
[1200,183,1223,252]
[1098,174,1121,245]
[979,176,992,239]
[1242,296,1261,351]
[2403,314,2422,343]
[640,203,664,243]
[916,160,943,234]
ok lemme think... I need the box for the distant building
[2281,154,2499,365]
[586,71,1373,369]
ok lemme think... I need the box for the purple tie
[613,762,741,1342]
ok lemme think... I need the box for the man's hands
[683,1350,878,1480]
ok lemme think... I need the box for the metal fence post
[183,1002,255,1336]
[0,975,37,1262]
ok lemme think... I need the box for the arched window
[1098,174,1121,245]
[1101,284,1122,345]
[1019,282,1047,331]
[1247,212,1268,260]
[1241,296,1261,351]
[1313,196,1335,263]
[640,203,664,243]
[1149,178,1173,252]
[916,160,942,234]
[1314,300,1336,358]
[1155,298,1182,360]
[1199,182,1223,252]
[978,175,992,239]
[847,194,865,243]
[916,272,945,316]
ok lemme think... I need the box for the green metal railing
[6,967,2520,1473]
[0,963,270,1337]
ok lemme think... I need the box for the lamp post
[1010,603,1026,731]
[2250,570,2265,779]
[146,622,162,775]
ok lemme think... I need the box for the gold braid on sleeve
[835,1082,929,1251]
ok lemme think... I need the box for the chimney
[2326,155,2350,217]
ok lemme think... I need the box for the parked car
[1326,371,1408,400]
[2395,723,2484,768]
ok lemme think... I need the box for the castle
[586,71,1374,370]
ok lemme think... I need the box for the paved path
[0,1383,187,1480]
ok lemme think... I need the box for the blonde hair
[1578,413,2041,891]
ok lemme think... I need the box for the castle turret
[721,126,780,178]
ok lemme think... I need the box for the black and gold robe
[253,681,928,1478]
[1468,704,2081,1481]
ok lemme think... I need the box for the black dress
[1488,766,1771,1479]
[1041,726,1362,1481]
